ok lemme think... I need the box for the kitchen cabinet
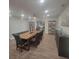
[56,31,69,58]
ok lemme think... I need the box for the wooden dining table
[20,31,37,40]
[19,31,40,50]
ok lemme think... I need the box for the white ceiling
[9,0,69,19]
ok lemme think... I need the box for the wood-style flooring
[9,34,68,59]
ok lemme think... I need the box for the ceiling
[9,0,69,19]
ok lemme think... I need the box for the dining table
[19,31,40,50]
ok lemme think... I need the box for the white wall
[9,17,29,39]
[57,6,69,27]
[56,6,69,35]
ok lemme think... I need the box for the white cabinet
[48,21,56,34]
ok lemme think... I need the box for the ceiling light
[40,0,44,3]
[47,14,50,16]
[45,10,48,13]
[21,14,24,17]
[33,16,36,20]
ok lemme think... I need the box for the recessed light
[40,0,44,3]
[21,14,24,17]
[33,16,36,20]
[47,14,50,16]
[45,10,48,13]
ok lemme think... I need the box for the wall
[57,6,69,27]
[9,17,29,39]
[56,6,69,35]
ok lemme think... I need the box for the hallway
[10,34,67,59]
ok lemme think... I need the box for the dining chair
[34,33,41,47]
[29,30,44,48]
[33,30,44,46]
[12,33,27,52]
[29,33,39,47]
[39,30,44,41]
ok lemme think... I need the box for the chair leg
[16,45,19,50]
[16,47,18,50]
[19,46,23,52]
[18,48,22,52]
[26,40,30,51]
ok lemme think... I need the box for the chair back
[12,33,24,45]
[35,33,40,40]
[31,30,44,46]
[39,30,44,40]
[34,33,41,46]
